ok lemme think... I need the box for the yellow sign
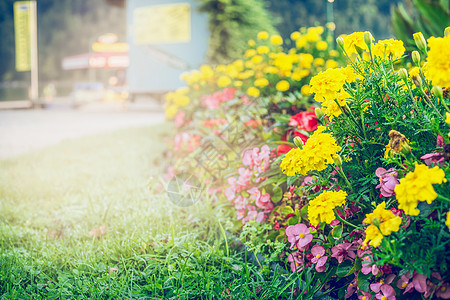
[14,1,31,72]
[134,3,191,45]
[92,42,129,53]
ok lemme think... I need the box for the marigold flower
[257,31,269,40]
[363,202,401,247]
[276,80,290,92]
[341,32,368,55]
[446,209,450,232]
[256,45,270,54]
[424,35,450,87]
[395,164,447,216]
[254,78,269,88]
[280,126,341,176]
[308,190,347,226]
[316,41,328,51]
[270,35,283,45]
[372,39,405,60]
[217,76,231,87]
[290,31,301,40]
[247,86,260,98]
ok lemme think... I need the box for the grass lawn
[0,124,315,299]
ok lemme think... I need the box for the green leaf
[357,270,372,292]
[331,225,343,240]
[336,260,355,277]
[300,205,309,221]
[265,184,283,203]
[281,206,294,215]
[418,201,434,218]
[287,216,298,225]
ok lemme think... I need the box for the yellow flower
[251,55,263,64]
[395,164,447,216]
[321,90,351,120]
[217,76,231,88]
[173,95,189,106]
[309,66,358,104]
[270,35,283,45]
[326,59,338,69]
[372,39,405,60]
[256,45,270,54]
[446,112,450,124]
[330,50,339,57]
[165,104,178,118]
[247,86,260,97]
[248,39,256,47]
[301,85,311,95]
[308,190,347,226]
[276,80,290,92]
[263,66,279,74]
[257,31,269,40]
[316,41,328,51]
[409,67,420,78]
[233,80,243,87]
[384,143,394,158]
[341,32,368,55]
[424,35,450,87]
[296,36,308,49]
[314,58,325,66]
[290,31,301,40]
[363,202,402,247]
[244,49,257,58]
[446,210,450,232]
[280,126,341,176]
[254,78,269,88]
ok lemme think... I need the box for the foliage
[198,0,277,64]
[164,24,450,299]
[391,0,450,49]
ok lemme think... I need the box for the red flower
[289,111,318,132]
[293,131,309,144]
[277,144,292,156]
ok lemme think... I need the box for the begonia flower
[286,224,313,250]
[331,242,357,263]
[310,244,328,272]
[421,152,445,166]
[288,252,304,273]
[375,168,399,197]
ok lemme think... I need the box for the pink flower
[331,242,357,264]
[346,278,357,298]
[412,273,428,294]
[361,255,379,276]
[310,245,328,272]
[396,272,414,294]
[237,168,252,187]
[242,149,254,166]
[256,193,271,208]
[247,187,261,202]
[436,282,450,299]
[373,284,396,300]
[375,167,399,197]
[174,111,186,127]
[289,111,318,132]
[437,135,444,147]
[243,210,265,224]
[286,224,313,250]
[288,252,304,273]
[421,152,445,166]
[358,290,372,300]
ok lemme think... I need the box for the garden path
[0,101,165,159]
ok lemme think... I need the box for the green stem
[337,166,353,193]
[437,194,450,203]
[333,208,360,229]
[421,87,446,121]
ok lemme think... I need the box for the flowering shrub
[163,26,450,299]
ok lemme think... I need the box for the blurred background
[0,0,447,107]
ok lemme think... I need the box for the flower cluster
[363,202,402,247]
[307,190,347,226]
[395,164,447,216]
[280,126,341,176]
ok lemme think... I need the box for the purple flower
[288,252,304,273]
[285,224,313,250]
[331,242,357,264]
[375,168,399,197]
[421,152,445,166]
[311,245,328,272]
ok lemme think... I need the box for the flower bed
[163,27,450,299]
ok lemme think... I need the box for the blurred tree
[265,0,403,42]
[198,0,277,63]
[392,0,449,49]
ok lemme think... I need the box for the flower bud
[372,217,381,227]
[364,31,373,49]
[413,32,427,54]
[400,142,411,155]
[315,107,324,119]
[293,136,304,149]
[432,86,443,99]
[412,51,421,66]
[333,155,342,167]
[412,75,422,88]
[398,68,408,81]
[336,36,345,50]
[445,27,450,37]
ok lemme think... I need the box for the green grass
[0,124,317,299]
